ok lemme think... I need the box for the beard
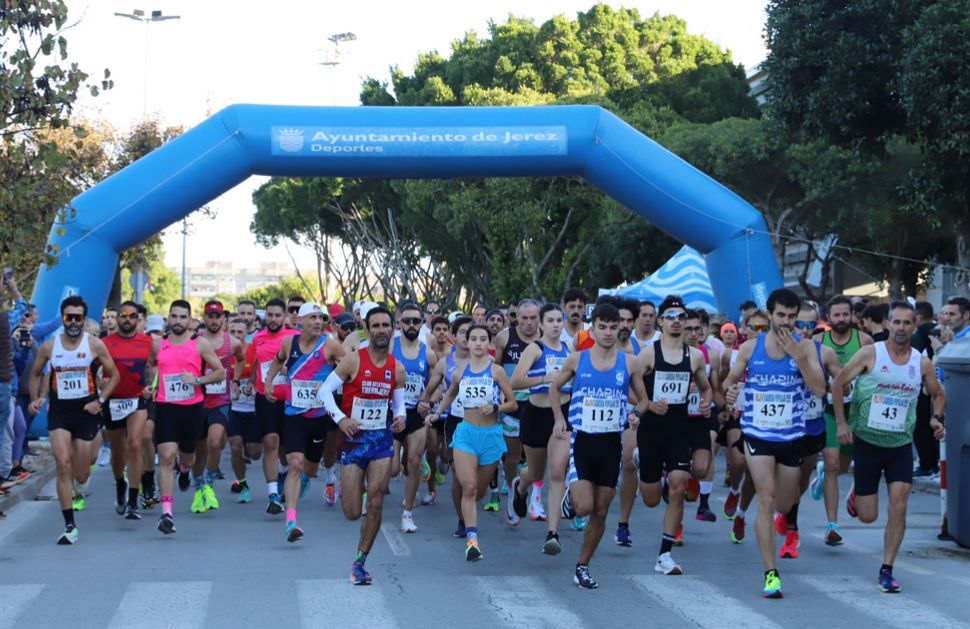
[171,323,187,336]
[402,327,419,341]
[266,321,282,332]
[65,324,82,337]
[832,321,850,334]
[618,329,630,342]
[370,332,390,349]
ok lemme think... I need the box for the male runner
[614,296,648,546]
[635,300,661,346]
[317,306,406,584]
[29,296,120,543]
[227,317,260,503]
[237,300,258,341]
[685,308,722,524]
[635,298,713,574]
[250,298,299,514]
[560,288,589,345]
[724,289,825,597]
[833,301,945,593]
[551,303,648,589]
[101,300,153,519]
[146,300,226,534]
[484,309,505,340]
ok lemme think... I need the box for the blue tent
[602,246,719,313]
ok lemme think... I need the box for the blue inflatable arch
[31,105,781,315]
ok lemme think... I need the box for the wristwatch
[98,396,105,405]
[195,377,202,386]
[932,413,945,424]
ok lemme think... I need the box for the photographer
[13,318,37,465]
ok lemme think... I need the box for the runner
[560,288,589,346]
[227,317,261,503]
[615,296,648,547]
[635,298,714,575]
[484,309,505,340]
[510,303,572,553]
[634,300,661,346]
[250,298,300,515]
[551,302,648,589]
[427,323,517,561]
[316,306,406,585]
[145,300,227,535]
[236,299,258,341]
[818,295,873,545]
[28,296,121,544]
[684,308,723,524]
[833,301,945,593]
[421,314,453,502]
[390,302,438,533]
[723,288,826,598]
[101,300,153,520]
[494,299,540,525]
[265,303,344,542]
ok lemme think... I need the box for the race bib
[163,374,195,402]
[260,361,288,387]
[204,369,226,395]
[544,356,565,377]
[581,397,622,433]
[806,395,825,420]
[654,371,689,404]
[352,397,388,430]
[867,394,910,433]
[404,372,424,405]
[109,398,138,421]
[687,391,702,416]
[291,380,322,410]
[752,391,794,430]
[56,369,91,400]
[459,376,492,411]
[450,395,465,419]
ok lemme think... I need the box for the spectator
[0,272,30,492]
[910,301,938,478]
[12,318,38,465]
[860,303,889,342]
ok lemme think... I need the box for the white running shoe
[96,446,111,467]
[420,491,437,506]
[506,491,521,526]
[401,513,418,533]
[655,551,683,575]
[528,485,546,521]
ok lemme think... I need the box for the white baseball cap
[352,300,364,313]
[447,310,465,324]
[146,314,165,333]
[358,301,379,322]
[297,302,323,317]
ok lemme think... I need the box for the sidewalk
[0,441,55,518]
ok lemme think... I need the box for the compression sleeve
[318,371,347,421]
[392,387,406,418]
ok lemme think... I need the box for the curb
[912,476,941,496]
[0,442,57,515]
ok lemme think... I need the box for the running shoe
[528,486,546,521]
[230,480,242,494]
[125,506,141,520]
[140,492,157,510]
[511,477,528,518]
[483,493,500,513]
[72,494,85,512]
[574,564,598,589]
[177,468,191,492]
[438,459,450,476]
[731,515,746,543]
[420,490,436,506]
[434,471,446,485]
[203,484,220,510]
[350,561,372,585]
[561,487,576,520]
[213,468,226,480]
[542,532,561,556]
[723,491,739,520]
[97,446,111,467]
[1,469,30,489]
[655,552,683,575]
[300,475,310,499]
[632,447,640,469]
[286,521,304,543]
[696,506,717,522]
[401,513,418,533]
[419,458,431,482]
[115,496,127,516]
[325,483,337,506]
[237,486,252,504]
[158,514,176,535]
[615,525,632,547]
[266,493,283,515]
[809,460,824,501]
[762,569,783,598]
[685,477,700,502]
[454,520,467,538]
[674,522,684,546]
[571,515,588,531]
[57,525,79,545]
[505,492,521,527]
[779,530,800,559]
[825,522,843,546]
[846,486,858,518]
[774,512,788,536]
[465,539,483,562]
[191,488,207,513]
[878,569,900,593]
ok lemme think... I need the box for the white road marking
[297,579,398,629]
[107,581,211,629]
[0,585,44,629]
[629,575,784,629]
[476,576,584,629]
[797,575,962,627]
[380,523,411,556]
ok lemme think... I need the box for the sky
[64,0,770,273]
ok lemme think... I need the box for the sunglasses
[661,311,688,321]
[339,323,356,331]
[117,312,140,320]
[401,317,423,325]
[794,320,818,331]
[425,308,439,315]
[204,311,224,318]
[684,325,703,333]
[749,323,769,333]
[287,306,301,313]
[510,312,517,318]
[63,314,84,323]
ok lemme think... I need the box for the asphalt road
[0,450,968,629]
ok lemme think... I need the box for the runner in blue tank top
[510,303,573,554]
[549,303,649,590]
[723,288,826,599]
[427,324,516,562]
[389,302,439,534]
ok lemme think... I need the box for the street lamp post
[319,32,357,105]
[114,9,184,299]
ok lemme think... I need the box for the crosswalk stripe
[475,576,584,628]
[297,579,399,629]
[107,581,211,629]
[380,523,412,556]
[628,575,784,629]
[840,540,935,576]
[0,585,45,629]
[797,575,961,627]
